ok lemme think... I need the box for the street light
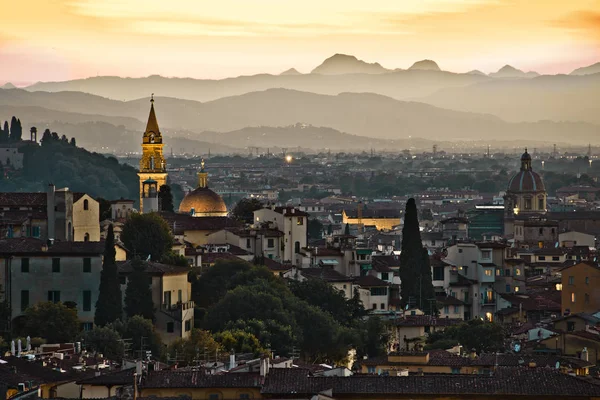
[285,155,292,163]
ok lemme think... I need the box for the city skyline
[1,0,599,85]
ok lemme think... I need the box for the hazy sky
[1,0,599,84]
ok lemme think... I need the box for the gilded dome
[178,187,227,217]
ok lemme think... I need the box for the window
[444,306,449,314]
[505,269,510,277]
[515,268,521,276]
[297,217,304,226]
[163,291,172,307]
[370,287,388,296]
[372,303,377,310]
[267,238,274,248]
[381,272,389,281]
[506,284,511,293]
[83,290,92,311]
[585,293,590,304]
[83,199,89,210]
[167,322,174,333]
[496,269,501,276]
[585,277,590,285]
[552,256,560,261]
[568,276,575,285]
[454,305,460,313]
[178,289,183,303]
[48,290,60,303]
[567,321,576,332]
[539,256,546,261]
[367,366,376,373]
[81,322,93,331]
[451,367,461,374]
[208,394,220,400]
[52,258,60,273]
[539,228,543,235]
[525,198,531,210]
[83,258,91,273]
[21,258,29,273]
[239,394,251,400]
[32,226,40,238]
[21,290,29,312]
[185,320,192,331]
[481,250,491,259]
[514,286,520,292]
[463,266,469,276]
[84,233,90,242]
[380,303,385,310]
[484,269,493,277]
[433,267,444,281]
[458,249,463,253]
[294,241,300,254]
[538,198,544,210]
[571,292,576,303]
[246,238,251,248]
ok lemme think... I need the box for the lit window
[484,269,493,276]
[515,268,521,276]
[571,293,576,303]
[514,286,520,292]
[297,217,304,226]
[556,283,563,291]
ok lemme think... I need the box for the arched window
[149,156,155,170]
[83,199,89,210]
[294,241,300,254]
[84,233,90,242]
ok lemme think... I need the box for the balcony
[161,301,195,320]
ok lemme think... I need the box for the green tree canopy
[121,212,173,261]
[82,325,125,361]
[118,316,164,360]
[95,224,123,326]
[124,258,155,321]
[213,329,266,356]
[167,329,221,366]
[24,302,80,343]
[426,319,506,353]
[399,198,436,314]
[307,219,323,240]
[231,198,263,224]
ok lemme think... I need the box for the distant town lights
[286,155,293,163]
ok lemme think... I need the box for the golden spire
[144,94,161,140]
[198,158,208,188]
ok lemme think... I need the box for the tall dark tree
[70,137,77,146]
[61,134,68,142]
[2,121,8,140]
[0,161,4,180]
[158,184,174,212]
[344,223,350,235]
[9,116,22,141]
[41,128,52,144]
[231,198,263,224]
[399,198,436,314]
[95,225,123,326]
[124,258,155,321]
[121,212,173,261]
[51,131,59,141]
[307,219,323,240]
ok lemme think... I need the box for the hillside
[409,60,441,71]
[489,65,539,78]
[0,134,139,202]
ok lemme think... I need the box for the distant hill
[280,68,302,76]
[311,54,390,75]
[489,65,539,78]
[570,62,600,76]
[409,60,441,71]
[2,88,598,146]
[1,83,16,89]
[418,73,600,124]
[467,70,486,76]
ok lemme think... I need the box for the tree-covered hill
[0,126,138,202]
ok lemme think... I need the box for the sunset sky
[1,0,599,85]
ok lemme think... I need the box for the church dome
[507,170,545,192]
[507,148,545,193]
[178,187,227,217]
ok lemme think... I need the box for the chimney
[229,352,236,370]
[581,347,589,362]
[259,357,269,377]
[47,184,56,241]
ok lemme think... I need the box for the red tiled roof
[141,370,262,388]
[117,260,189,276]
[0,192,47,207]
[0,238,104,255]
[355,274,388,287]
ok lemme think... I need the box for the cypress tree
[9,116,17,141]
[15,118,22,141]
[158,184,174,212]
[70,137,77,146]
[0,121,8,143]
[344,223,350,235]
[94,224,123,326]
[2,121,8,139]
[124,257,155,321]
[399,198,436,315]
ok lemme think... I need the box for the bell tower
[138,95,168,212]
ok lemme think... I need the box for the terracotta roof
[499,293,561,312]
[141,370,262,388]
[77,368,135,385]
[392,315,462,327]
[436,295,464,306]
[262,258,292,272]
[225,227,284,238]
[117,260,189,276]
[344,209,401,219]
[299,267,353,283]
[0,192,47,207]
[0,238,104,256]
[507,169,545,193]
[354,274,389,287]
[272,206,310,217]
[261,367,600,397]
[201,253,243,264]
[159,212,239,234]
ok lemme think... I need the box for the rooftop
[0,238,104,256]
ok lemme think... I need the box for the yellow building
[561,262,600,315]
[342,209,400,231]
[73,194,100,241]
[138,95,167,213]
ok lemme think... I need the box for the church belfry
[138,95,168,212]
